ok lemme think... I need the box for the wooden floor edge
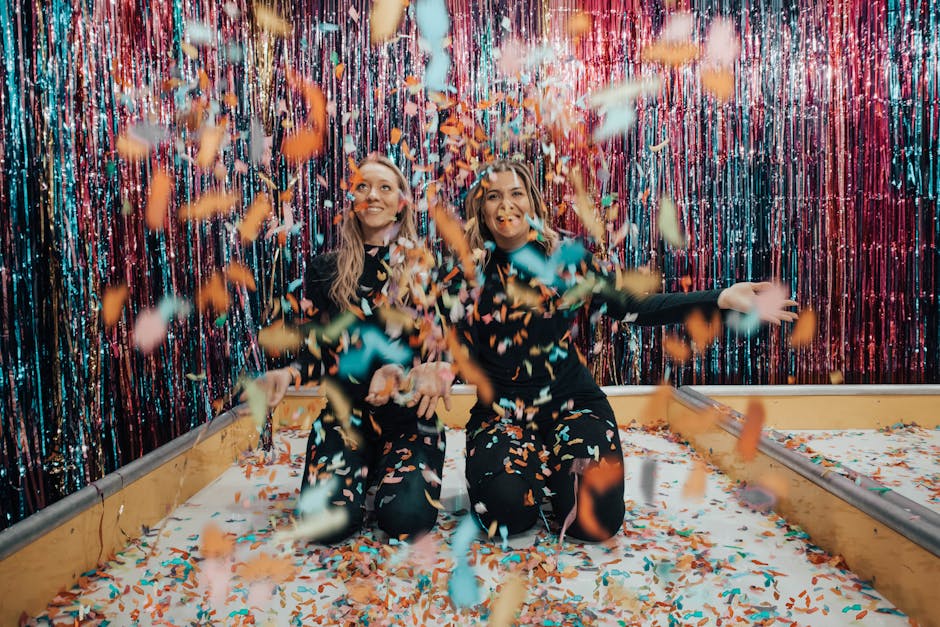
[665,396,940,626]
[0,413,258,624]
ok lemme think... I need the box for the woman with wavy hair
[450,158,797,542]
[255,154,450,543]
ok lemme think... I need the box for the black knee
[374,490,439,539]
[471,473,540,536]
[565,479,625,542]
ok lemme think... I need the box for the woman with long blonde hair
[255,153,450,543]
[451,158,798,542]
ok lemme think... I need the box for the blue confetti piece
[509,240,587,288]
[287,278,304,293]
[336,325,412,380]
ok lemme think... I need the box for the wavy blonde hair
[463,159,560,263]
[329,154,417,307]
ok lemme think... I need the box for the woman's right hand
[247,367,296,408]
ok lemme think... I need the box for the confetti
[663,335,691,363]
[253,5,292,37]
[257,321,303,354]
[133,308,168,353]
[569,168,605,241]
[489,573,526,627]
[101,284,128,327]
[178,191,241,222]
[145,169,173,231]
[196,123,226,169]
[657,196,687,248]
[737,398,766,461]
[235,553,298,584]
[685,309,721,347]
[196,272,231,313]
[701,67,735,101]
[790,307,816,347]
[224,262,257,291]
[430,205,476,281]
[201,523,235,558]
[115,132,150,161]
[640,41,700,66]
[370,0,406,44]
[445,327,493,403]
[239,192,273,243]
[682,459,707,500]
[704,18,741,68]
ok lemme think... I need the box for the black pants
[464,397,625,541]
[300,402,445,543]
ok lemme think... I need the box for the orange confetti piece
[116,133,150,161]
[196,123,226,169]
[201,523,235,558]
[685,309,721,348]
[254,5,291,37]
[102,284,128,327]
[640,41,700,66]
[235,553,298,583]
[789,307,816,347]
[238,192,273,243]
[682,460,707,500]
[146,169,173,231]
[566,12,592,38]
[445,327,493,404]
[179,191,241,222]
[663,335,691,363]
[346,580,378,604]
[196,272,230,314]
[370,0,407,45]
[701,68,735,101]
[576,457,623,541]
[430,205,475,281]
[281,126,326,164]
[334,63,345,79]
[616,268,662,296]
[489,574,527,627]
[737,398,765,462]
[224,261,256,291]
[257,321,303,354]
[829,370,844,384]
[390,127,402,144]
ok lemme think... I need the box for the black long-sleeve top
[446,239,723,418]
[288,244,431,427]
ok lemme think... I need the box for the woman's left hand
[718,281,799,325]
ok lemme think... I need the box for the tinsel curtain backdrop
[0,0,936,528]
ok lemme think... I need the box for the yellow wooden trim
[0,413,258,625]
[702,394,939,429]
[666,398,940,626]
[273,389,665,429]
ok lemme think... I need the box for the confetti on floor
[775,425,940,513]
[29,426,912,626]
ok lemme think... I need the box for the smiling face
[480,170,534,252]
[352,162,406,245]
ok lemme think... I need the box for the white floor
[774,426,940,513]
[31,426,913,626]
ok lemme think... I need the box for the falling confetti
[657,196,687,248]
[370,0,407,45]
[145,169,173,231]
[737,398,766,462]
[790,307,817,347]
[101,284,128,327]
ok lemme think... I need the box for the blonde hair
[463,159,560,262]
[330,154,418,307]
